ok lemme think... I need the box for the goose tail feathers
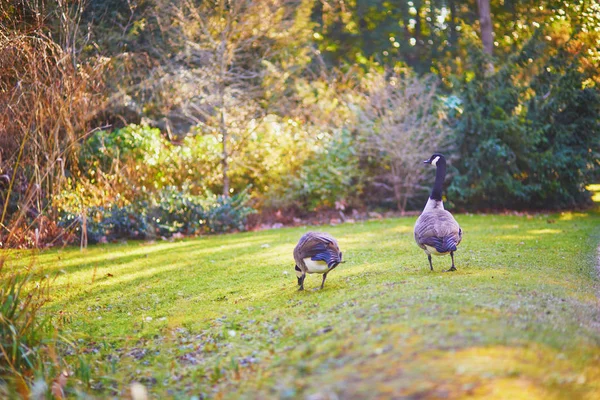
[440,236,458,253]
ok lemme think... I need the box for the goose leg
[298,272,306,291]
[320,273,328,290]
[446,252,457,272]
[427,254,433,271]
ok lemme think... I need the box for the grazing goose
[414,153,462,272]
[294,232,343,290]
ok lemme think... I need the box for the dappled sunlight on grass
[527,229,562,235]
[36,239,198,268]
[388,225,415,234]
[329,344,600,399]
[559,212,590,221]
[23,213,600,397]
[499,224,521,229]
[587,184,600,203]
[415,345,600,399]
[497,234,537,241]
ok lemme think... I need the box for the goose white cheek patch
[432,156,440,167]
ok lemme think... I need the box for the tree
[477,0,494,57]
[153,0,311,197]
[448,4,600,210]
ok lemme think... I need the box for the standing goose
[414,153,462,272]
[294,232,343,290]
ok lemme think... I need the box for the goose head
[423,153,445,167]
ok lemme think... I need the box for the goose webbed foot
[445,251,457,272]
[427,254,433,271]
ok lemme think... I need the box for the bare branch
[353,72,452,211]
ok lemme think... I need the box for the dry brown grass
[0,1,107,248]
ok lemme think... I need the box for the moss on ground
[12,211,600,398]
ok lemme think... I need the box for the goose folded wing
[299,237,340,268]
[419,234,458,253]
[309,248,340,268]
[420,227,460,251]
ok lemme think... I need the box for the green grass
[10,211,600,398]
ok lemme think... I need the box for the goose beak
[423,159,431,164]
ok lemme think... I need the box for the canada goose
[294,232,343,290]
[414,153,462,272]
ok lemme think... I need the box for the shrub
[202,189,256,233]
[354,72,452,212]
[149,186,206,236]
[281,128,362,211]
[60,187,256,242]
[81,124,164,169]
[89,204,151,243]
[81,124,225,197]
[449,38,600,210]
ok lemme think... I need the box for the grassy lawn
[12,211,600,398]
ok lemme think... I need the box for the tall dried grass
[0,1,107,248]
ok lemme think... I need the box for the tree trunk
[220,107,230,198]
[80,207,87,250]
[218,17,230,198]
[401,194,408,216]
[415,4,422,44]
[477,0,494,56]
[399,1,414,64]
[506,0,518,51]
[428,3,438,63]
[448,0,458,47]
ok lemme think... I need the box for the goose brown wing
[294,232,341,268]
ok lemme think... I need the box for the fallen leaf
[51,370,69,399]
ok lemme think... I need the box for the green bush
[81,124,164,168]
[88,204,151,243]
[61,187,256,242]
[202,188,256,233]
[281,128,361,211]
[81,124,225,197]
[448,39,600,210]
[525,65,600,208]
[149,186,206,236]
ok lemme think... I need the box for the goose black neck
[430,158,446,201]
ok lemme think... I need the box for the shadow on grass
[331,343,600,399]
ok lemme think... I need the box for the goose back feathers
[414,210,462,255]
[294,232,343,290]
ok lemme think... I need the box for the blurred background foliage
[0,0,599,247]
